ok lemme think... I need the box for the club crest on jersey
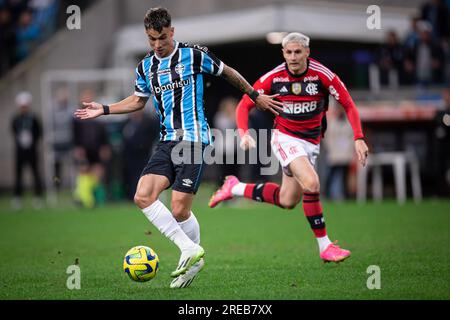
[292,83,302,95]
[175,63,185,75]
[305,83,318,95]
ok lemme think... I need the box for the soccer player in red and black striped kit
[209,32,369,262]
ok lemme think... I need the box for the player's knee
[134,193,158,209]
[279,197,299,210]
[171,200,190,221]
[302,177,320,193]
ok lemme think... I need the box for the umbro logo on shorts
[182,179,193,187]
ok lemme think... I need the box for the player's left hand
[255,94,284,116]
[355,139,369,167]
[74,102,104,120]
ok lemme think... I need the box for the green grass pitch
[0,188,449,300]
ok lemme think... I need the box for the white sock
[178,211,200,245]
[231,182,246,196]
[142,200,197,252]
[317,235,332,253]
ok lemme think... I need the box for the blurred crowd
[0,0,91,76]
[378,0,450,86]
[9,87,450,210]
[5,0,450,209]
[10,88,160,210]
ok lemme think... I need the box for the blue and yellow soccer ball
[123,246,159,282]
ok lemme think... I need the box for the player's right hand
[255,94,284,116]
[74,102,104,120]
[239,134,256,150]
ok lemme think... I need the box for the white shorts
[270,129,320,176]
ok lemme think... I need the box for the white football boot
[170,245,205,277]
[170,258,205,289]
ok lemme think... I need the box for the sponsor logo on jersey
[280,86,288,93]
[328,85,340,100]
[273,76,290,83]
[182,178,193,187]
[192,44,209,53]
[305,83,319,95]
[283,101,318,114]
[175,63,185,75]
[292,83,302,95]
[154,78,191,94]
[157,69,171,76]
[303,75,319,82]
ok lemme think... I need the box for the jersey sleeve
[198,47,224,76]
[319,70,364,140]
[236,74,272,137]
[134,60,151,97]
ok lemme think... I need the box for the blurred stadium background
[0,0,449,300]
[0,0,449,205]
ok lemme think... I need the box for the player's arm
[236,95,257,150]
[74,94,148,120]
[327,75,369,166]
[235,75,273,150]
[220,64,283,115]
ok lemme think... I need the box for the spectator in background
[323,104,354,201]
[213,96,240,183]
[6,0,29,25]
[0,7,15,75]
[10,91,44,210]
[404,21,445,86]
[404,16,421,51]
[15,8,40,62]
[379,30,405,85]
[443,37,450,84]
[421,0,449,42]
[29,0,58,40]
[122,109,159,201]
[433,88,450,196]
[73,89,111,208]
[51,85,73,191]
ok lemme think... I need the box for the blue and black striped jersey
[134,40,224,144]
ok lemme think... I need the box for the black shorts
[141,141,208,194]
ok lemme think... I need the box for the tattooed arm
[220,65,283,116]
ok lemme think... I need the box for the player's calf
[278,192,301,209]
[171,201,192,222]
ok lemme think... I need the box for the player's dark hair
[144,7,171,32]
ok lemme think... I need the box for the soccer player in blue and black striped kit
[74,7,283,288]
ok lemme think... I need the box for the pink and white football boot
[320,242,351,263]
[208,175,240,208]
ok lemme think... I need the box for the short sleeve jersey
[134,41,224,144]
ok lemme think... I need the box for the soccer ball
[123,245,159,282]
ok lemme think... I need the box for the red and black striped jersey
[236,58,364,145]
